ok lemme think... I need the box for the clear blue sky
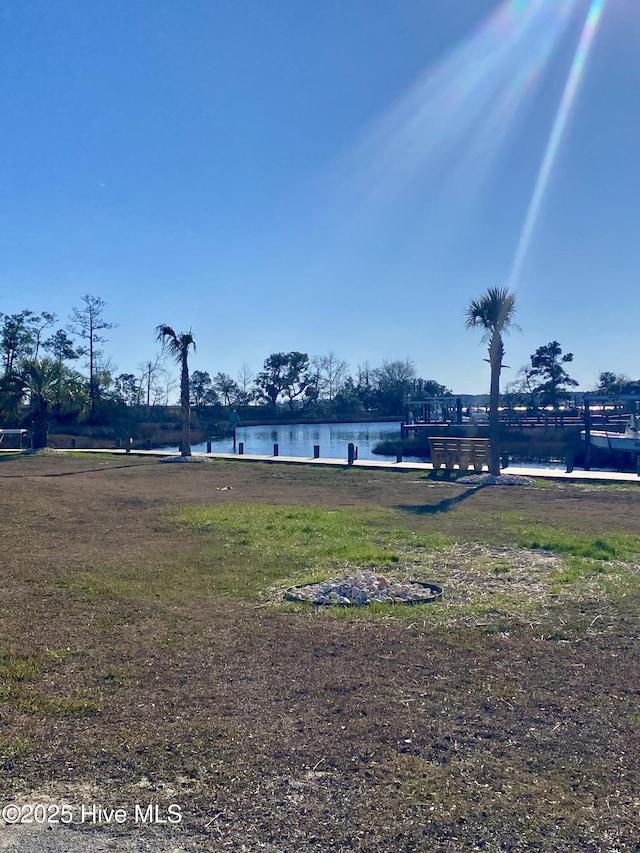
[1,0,637,396]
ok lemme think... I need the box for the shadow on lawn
[0,460,149,477]
[38,463,149,477]
[395,484,486,515]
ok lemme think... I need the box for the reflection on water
[188,421,402,461]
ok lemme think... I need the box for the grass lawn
[0,454,639,851]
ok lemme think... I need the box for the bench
[428,437,490,472]
[0,429,27,450]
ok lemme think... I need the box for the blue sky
[0,0,638,396]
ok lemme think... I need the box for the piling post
[273,443,279,457]
[206,441,212,454]
[584,396,591,471]
[347,443,355,466]
[238,442,244,455]
[313,445,320,459]
[565,451,574,474]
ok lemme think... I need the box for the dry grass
[0,454,639,851]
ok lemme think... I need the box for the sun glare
[330,0,608,281]
[507,0,608,289]
[330,0,584,239]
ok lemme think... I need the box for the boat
[580,415,640,453]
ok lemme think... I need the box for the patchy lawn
[0,454,639,851]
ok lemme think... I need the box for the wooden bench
[428,437,490,472]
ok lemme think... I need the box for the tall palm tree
[156,325,196,457]
[465,288,517,476]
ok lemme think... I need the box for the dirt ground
[0,454,639,852]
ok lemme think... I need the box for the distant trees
[190,370,217,408]
[510,342,578,410]
[137,355,166,407]
[1,310,55,375]
[374,359,416,415]
[354,363,377,411]
[44,329,79,366]
[0,308,470,427]
[251,352,439,417]
[30,312,56,360]
[236,363,255,406]
[0,311,76,423]
[508,365,539,409]
[247,352,453,418]
[412,378,453,398]
[311,352,348,402]
[256,352,311,409]
[528,341,578,408]
[212,372,240,407]
[68,295,115,414]
[330,377,365,418]
[113,373,142,406]
[156,326,196,457]
[594,371,631,397]
[466,287,517,475]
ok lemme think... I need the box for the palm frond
[465,288,517,338]
[156,324,177,347]
[156,325,196,362]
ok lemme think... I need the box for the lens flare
[507,0,607,289]
[328,0,581,236]
[445,0,578,203]
[355,0,576,195]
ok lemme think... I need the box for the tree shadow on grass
[38,463,150,478]
[395,484,486,515]
[0,461,150,477]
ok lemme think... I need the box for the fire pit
[285,571,442,606]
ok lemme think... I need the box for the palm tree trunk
[488,336,502,476]
[180,357,191,457]
[32,400,49,450]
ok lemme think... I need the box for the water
[186,421,402,461]
[161,423,620,473]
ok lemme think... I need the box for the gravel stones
[285,572,442,606]
[159,455,212,463]
[456,473,533,486]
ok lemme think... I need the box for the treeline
[187,353,452,420]
[3,295,636,449]
[0,296,453,447]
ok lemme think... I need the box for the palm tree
[465,288,517,476]
[22,358,65,449]
[156,325,196,457]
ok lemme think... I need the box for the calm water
[161,423,609,472]
[188,421,402,461]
